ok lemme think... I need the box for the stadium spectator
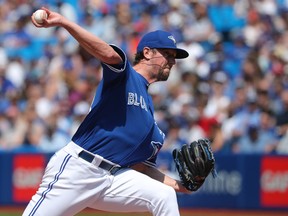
[233,122,277,154]
[203,71,230,122]
[275,111,288,154]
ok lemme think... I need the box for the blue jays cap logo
[168,35,176,44]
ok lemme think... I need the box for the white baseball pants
[22,142,180,216]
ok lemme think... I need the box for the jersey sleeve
[101,45,128,79]
[142,158,157,167]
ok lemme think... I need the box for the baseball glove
[172,138,217,191]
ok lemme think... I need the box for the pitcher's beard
[157,68,170,81]
[143,61,172,81]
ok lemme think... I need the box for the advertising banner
[177,154,261,209]
[12,154,45,202]
[1,152,288,211]
[260,156,288,208]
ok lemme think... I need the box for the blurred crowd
[1,0,288,161]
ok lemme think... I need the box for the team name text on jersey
[127,92,148,111]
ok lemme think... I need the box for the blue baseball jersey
[72,45,165,167]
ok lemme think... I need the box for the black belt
[78,150,121,175]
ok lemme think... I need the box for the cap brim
[175,48,189,59]
[137,45,189,59]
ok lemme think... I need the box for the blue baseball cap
[136,30,189,59]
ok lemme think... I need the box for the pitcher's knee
[150,185,179,216]
[160,185,177,204]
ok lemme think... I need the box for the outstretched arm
[130,163,191,194]
[31,7,123,65]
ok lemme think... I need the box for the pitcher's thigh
[23,152,112,216]
[91,169,180,216]
[22,154,80,216]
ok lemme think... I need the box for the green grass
[0,213,19,216]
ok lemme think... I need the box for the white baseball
[33,9,47,24]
